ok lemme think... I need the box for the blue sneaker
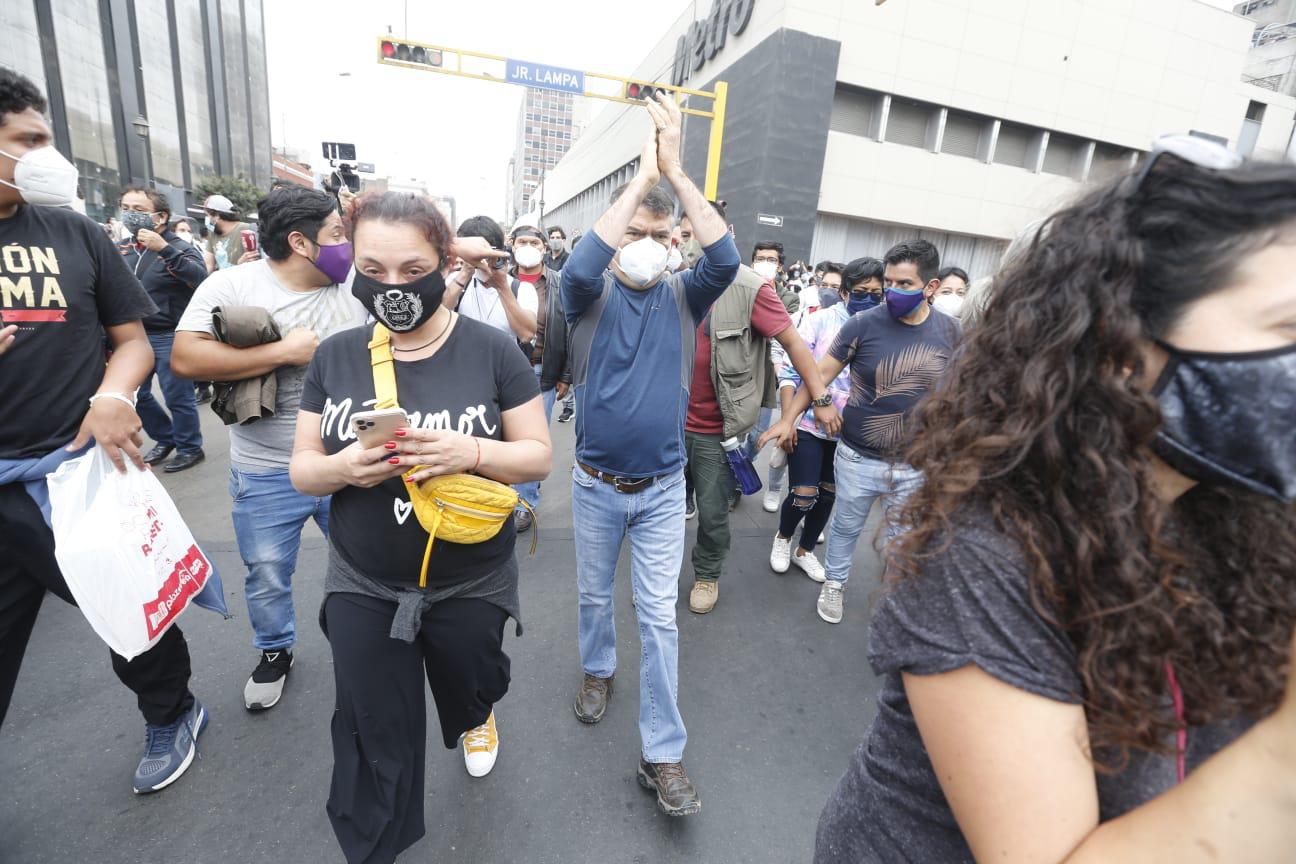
[132,699,208,794]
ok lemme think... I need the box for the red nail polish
[404,476,416,483]
[394,429,407,437]
[384,442,397,450]
[388,456,400,464]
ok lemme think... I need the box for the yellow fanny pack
[369,324,536,588]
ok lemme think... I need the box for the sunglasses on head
[1128,134,1244,196]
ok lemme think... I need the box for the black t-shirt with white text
[300,316,540,587]
[0,205,156,459]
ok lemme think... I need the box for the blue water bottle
[722,437,762,496]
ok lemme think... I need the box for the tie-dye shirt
[775,302,854,441]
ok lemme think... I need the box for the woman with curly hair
[815,138,1296,863]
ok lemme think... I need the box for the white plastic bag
[47,446,217,660]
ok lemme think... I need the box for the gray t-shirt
[176,259,366,471]
[814,509,1253,863]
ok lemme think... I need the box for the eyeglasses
[1129,134,1244,195]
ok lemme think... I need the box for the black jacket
[544,249,570,271]
[514,266,570,390]
[118,231,209,332]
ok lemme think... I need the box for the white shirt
[456,270,538,337]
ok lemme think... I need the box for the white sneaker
[819,531,826,544]
[791,549,826,583]
[770,534,792,573]
[817,580,844,624]
[462,711,499,778]
[762,489,781,513]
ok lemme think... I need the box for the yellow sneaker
[689,580,718,614]
[462,711,499,778]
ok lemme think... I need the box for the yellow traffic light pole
[376,37,728,203]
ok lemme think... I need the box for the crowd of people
[2,63,1296,864]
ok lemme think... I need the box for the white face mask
[616,237,670,287]
[666,245,683,272]
[0,145,79,207]
[932,293,965,317]
[513,244,544,269]
[752,260,779,281]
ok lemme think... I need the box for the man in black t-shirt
[763,240,960,625]
[0,67,209,794]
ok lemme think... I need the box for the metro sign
[671,0,756,87]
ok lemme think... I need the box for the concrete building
[536,0,1294,279]
[2,0,272,222]
[507,87,577,223]
[1239,0,1296,94]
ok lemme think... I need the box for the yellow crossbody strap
[368,324,399,410]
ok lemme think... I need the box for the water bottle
[722,437,762,496]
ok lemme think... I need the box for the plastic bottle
[721,437,762,496]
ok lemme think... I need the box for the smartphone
[349,408,409,449]
[241,231,259,253]
[489,249,512,270]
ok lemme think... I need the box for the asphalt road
[0,397,889,864]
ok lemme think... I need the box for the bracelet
[471,438,481,472]
[89,391,137,410]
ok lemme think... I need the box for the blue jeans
[824,444,922,586]
[229,467,330,651]
[515,365,558,511]
[136,331,203,454]
[572,464,688,762]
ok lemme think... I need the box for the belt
[577,461,655,494]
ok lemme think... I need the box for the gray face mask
[120,210,157,239]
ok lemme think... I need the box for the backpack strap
[368,323,400,410]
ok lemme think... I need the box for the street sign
[356,162,376,174]
[505,58,585,95]
[322,142,356,161]
[756,213,784,228]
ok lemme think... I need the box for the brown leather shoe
[637,759,701,816]
[574,673,613,724]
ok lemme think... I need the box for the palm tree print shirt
[826,304,961,459]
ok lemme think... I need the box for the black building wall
[681,28,841,265]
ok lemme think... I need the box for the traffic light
[379,39,442,67]
[624,82,668,102]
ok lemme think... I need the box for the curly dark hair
[0,67,46,124]
[892,153,1296,769]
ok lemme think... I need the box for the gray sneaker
[817,580,845,624]
[244,648,294,710]
[133,699,208,794]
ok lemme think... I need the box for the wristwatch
[811,391,833,408]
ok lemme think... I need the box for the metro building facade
[537,0,1295,279]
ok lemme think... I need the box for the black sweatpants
[0,482,194,730]
[322,592,510,864]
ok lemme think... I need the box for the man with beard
[172,186,366,711]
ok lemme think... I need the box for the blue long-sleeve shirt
[563,232,741,477]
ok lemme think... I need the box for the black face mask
[351,269,446,333]
[1151,341,1296,502]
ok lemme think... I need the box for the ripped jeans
[776,429,837,553]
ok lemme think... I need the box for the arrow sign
[505,58,585,95]
[756,213,784,228]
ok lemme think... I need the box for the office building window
[1042,131,1085,179]
[993,121,1033,168]
[830,86,882,138]
[174,0,214,179]
[885,97,936,148]
[133,0,184,188]
[221,0,252,179]
[2,1,46,90]
[941,109,990,159]
[245,0,271,187]
[51,0,121,221]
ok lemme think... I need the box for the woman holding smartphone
[815,142,1296,862]
[290,191,551,864]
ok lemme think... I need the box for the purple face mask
[884,286,927,319]
[311,240,354,284]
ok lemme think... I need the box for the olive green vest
[708,264,780,440]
